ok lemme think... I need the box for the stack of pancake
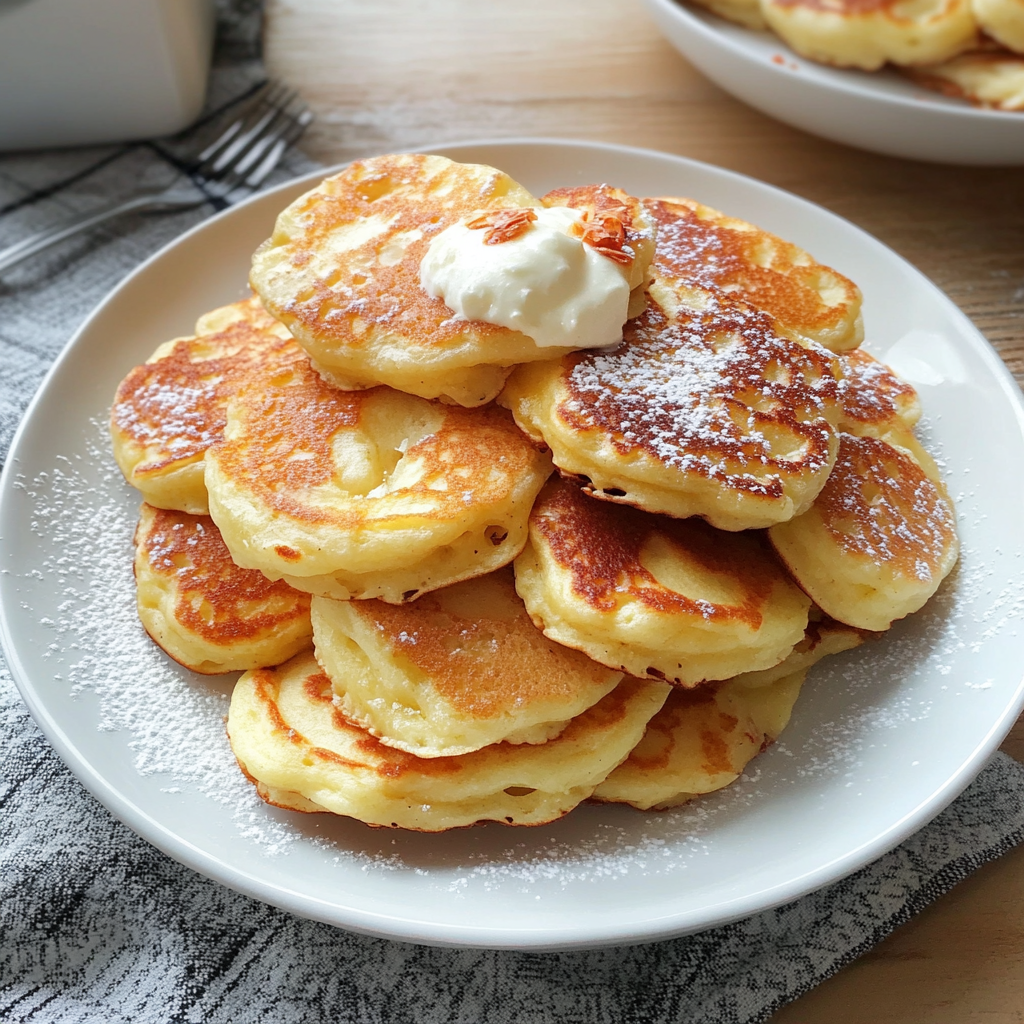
[691,0,1024,111]
[111,153,958,831]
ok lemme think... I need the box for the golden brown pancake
[250,155,652,407]
[133,503,312,674]
[837,348,920,437]
[592,669,807,810]
[500,282,842,531]
[110,296,291,514]
[204,342,552,603]
[514,478,811,685]
[310,568,623,757]
[760,0,978,71]
[227,651,671,831]
[727,611,873,686]
[769,432,959,631]
[903,43,1024,109]
[971,0,1024,54]
[647,197,864,353]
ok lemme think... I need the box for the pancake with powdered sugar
[133,503,312,674]
[110,296,292,515]
[311,567,623,758]
[499,274,842,531]
[769,432,959,631]
[514,477,811,686]
[227,651,670,831]
[647,196,863,353]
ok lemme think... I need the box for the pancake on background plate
[760,0,978,71]
[133,503,312,674]
[203,339,551,603]
[250,155,654,407]
[903,43,1024,109]
[769,432,959,631]
[227,651,670,831]
[971,0,1024,53]
[111,296,291,515]
[311,567,623,757]
[500,280,842,531]
[647,196,863,353]
[515,477,810,685]
[592,669,806,810]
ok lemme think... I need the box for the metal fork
[0,81,313,274]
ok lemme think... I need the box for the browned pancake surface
[814,433,956,575]
[137,506,311,647]
[647,198,861,349]
[530,478,784,628]
[256,154,524,354]
[250,664,641,782]
[558,294,839,504]
[837,348,920,435]
[111,298,289,481]
[351,568,616,721]
[210,345,537,533]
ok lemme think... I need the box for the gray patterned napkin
[3,3,1024,1022]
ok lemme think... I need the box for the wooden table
[264,2,1024,1018]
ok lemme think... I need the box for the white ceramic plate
[643,0,1024,165]
[2,140,1024,950]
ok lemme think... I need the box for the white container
[0,0,215,151]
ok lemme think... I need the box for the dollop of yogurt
[419,206,631,349]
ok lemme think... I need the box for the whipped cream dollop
[419,205,631,349]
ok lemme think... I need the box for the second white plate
[643,0,1024,165]
[2,139,1024,949]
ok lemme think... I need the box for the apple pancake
[203,342,551,603]
[903,44,1024,109]
[227,651,671,831]
[591,669,806,810]
[648,197,863,353]
[249,155,654,407]
[514,478,811,685]
[134,503,312,674]
[760,0,977,71]
[311,568,623,757]
[110,296,291,514]
[769,432,959,631]
[500,283,842,531]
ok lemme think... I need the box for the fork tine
[228,101,307,178]
[235,109,314,190]
[204,88,299,177]
[191,81,291,172]
[189,81,284,168]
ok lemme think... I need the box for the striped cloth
[2,3,1024,1021]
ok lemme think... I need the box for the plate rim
[3,136,1024,950]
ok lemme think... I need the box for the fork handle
[0,193,203,274]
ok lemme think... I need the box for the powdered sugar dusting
[561,292,839,499]
[7,418,1020,894]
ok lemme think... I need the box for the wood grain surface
[264,1,1024,1018]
